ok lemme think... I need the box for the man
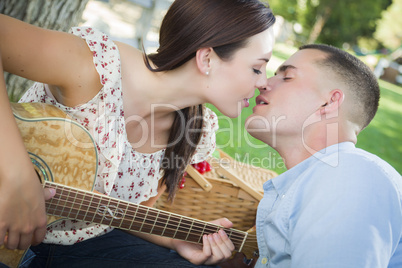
[246,44,402,267]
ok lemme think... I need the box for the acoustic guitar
[0,103,258,268]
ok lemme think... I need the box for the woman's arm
[0,14,102,106]
[0,53,55,250]
[0,14,100,250]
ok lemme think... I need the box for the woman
[0,0,275,266]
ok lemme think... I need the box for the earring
[206,71,209,75]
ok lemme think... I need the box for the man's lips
[255,95,269,105]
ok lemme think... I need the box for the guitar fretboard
[44,181,248,250]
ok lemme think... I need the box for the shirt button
[261,257,268,264]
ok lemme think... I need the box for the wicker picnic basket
[154,149,277,232]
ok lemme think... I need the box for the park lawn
[207,44,402,175]
[356,80,402,174]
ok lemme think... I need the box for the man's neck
[274,128,356,170]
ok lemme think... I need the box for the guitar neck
[44,181,248,251]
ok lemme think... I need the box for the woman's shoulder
[114,40,138,54]
[115,40,144,73]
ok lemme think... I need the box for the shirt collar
[265,142,356,196]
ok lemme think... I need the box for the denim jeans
[18,229,218,268]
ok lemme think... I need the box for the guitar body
[0,103,98,268]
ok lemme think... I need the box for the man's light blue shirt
[255,142,402,268]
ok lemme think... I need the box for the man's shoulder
[340,146,400,179]
[310,143,399,177]
[298,144,400,189]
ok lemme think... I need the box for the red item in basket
[179,172,187,189]
[192,160,211,174]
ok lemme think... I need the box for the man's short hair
[300,44,380,130]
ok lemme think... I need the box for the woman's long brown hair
[143,0,276,200]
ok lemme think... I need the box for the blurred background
[2,0,401,175]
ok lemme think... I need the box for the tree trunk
[307,5,332,44]
[1,0,90,101]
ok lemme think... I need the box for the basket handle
[211,162,264,201]
[186,165,213,192]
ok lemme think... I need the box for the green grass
[208,44,402,175]
[356,80,402,174]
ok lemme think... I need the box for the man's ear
[319,89,345,118]
[195,47,213,75]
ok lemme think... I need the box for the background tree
[374,0,402,51]
[1,0,89,101]
[268,0,392,48]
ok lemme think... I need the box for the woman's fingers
[43,187,56,201]
[218,229,235,252]
[211,230,234,259]
[31,224,47,246]
[202,229,235,265]
[202,234,213,257]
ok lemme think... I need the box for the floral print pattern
[19,27,218,245]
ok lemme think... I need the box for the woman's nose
[256,75,269,91]
[265,76,276,91]
[258,77,275,92]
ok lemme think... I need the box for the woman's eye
[283,77,291,81]
[253,69,262,75]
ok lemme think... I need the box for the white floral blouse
[19,27,218,245]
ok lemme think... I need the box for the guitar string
[44,181,258,244]
[45,200,256,244]
[44,210,259,252]
[45,198,259,247]
[45,194,244,238]
[44,182,246,237]
[44,184,258,246]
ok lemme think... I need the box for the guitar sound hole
[34,169,42,183]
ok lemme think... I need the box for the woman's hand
[0,174,56,250]
[173,218,235,265]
